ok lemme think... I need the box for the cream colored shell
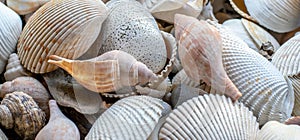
[7,0,49,15]
[257,121,300,140]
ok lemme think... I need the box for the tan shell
[0,91,46,139]
[257,121,300,140]
[175,14,242,102]
[17,0,108,74]
[159,94,259,139]
[36,100,80,140]
[0,3,22,74]
[85,95,171,140]
[4,53,32,81]
[7,0,49,15]
[98,0,167,73]
[48,50,158,94]
[0,76,51,118]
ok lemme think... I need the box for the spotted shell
[159,94,259,139]
[7,0,49,15]
[257,121,300,140]
[17,0,108,74]
[0,3,22,74]
[85,95,171,139]
[98,0,167,73]
[4,53,32,81]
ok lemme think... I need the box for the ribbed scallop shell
[85,95,171,140]
[288,75,300,115]
[0,3,22,74]
[257,121,300,140]
[208,20,294,125]
[17,0,108,74]
[159,94,259,139]
[4,53,32,81]
[7,0,49,15]
[98,0,166,73]
[244,0,300,33]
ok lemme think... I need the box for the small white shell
[257,121,300,140]
[85,95,171,140]
[4,53,32,81]
[7,0,49,15]
[159,94,259,139]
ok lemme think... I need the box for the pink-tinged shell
[174,14,242,102]
[48,50,158,93]
[17,0,108,74]
[285,116,300,126]
[4,53,32,81]
[36,100,80,140]
[7,0,49,15]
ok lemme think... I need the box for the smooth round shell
[257,121,300,140]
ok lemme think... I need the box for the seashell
[208,20,294,125]
[286,75,300,115]
[285,116,300,125]
[98,0,167,73]
[257,121,300,140]
[4,53,32,81]
[36,100,80,140]
[17,0,108,74]
[6,0,49,15]
[48,50,158,94]
[159,94,259,139]
[85,95,171,140]
[0,76,51,118]
[174,14,242,102]
[0,91,46,139]
[0,3,22,74]
[135,77,172,98]
[197,1,217,21]
[228,0,256,22]
[0,129,8,140]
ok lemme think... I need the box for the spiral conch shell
[174,14,242,102]
[48,50,158,93]
[17,0,108,74]
[4,53,32,81]
[7,0,49,15]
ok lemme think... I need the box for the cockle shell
[0,129,7,140]
[208,20,294,125]
[159,94,259,139]
[288,75,300,115]
[17,0,108,74]
[4,53,32,81]
[0,91,46,139]
[36,100,80,140]
[0,76,51,118]
[85,95,171,140]
[98,0,167,73]
[0,3,22,74]
[174,14,242,102]
[7,0,49,15]
[257,121,300,140]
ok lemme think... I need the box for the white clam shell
[244,0,300,33]
[85,95,171,140]
[4,53,32,81]
[7,0,49,15]
[159,94,259,139]
[0,3,22,74]
[288,75,300,115]
[257,121,300,140]
[98,0,167,73]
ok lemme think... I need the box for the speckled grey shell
[98,0,167,73]
[85,95,171,140]
[0,3,22,74]
[209,20,294,126]
[257,121,300,140]
[4,53,32,81]
[159,94,259,139]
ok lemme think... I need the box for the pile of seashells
[0,0,300,139]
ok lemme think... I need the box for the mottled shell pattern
[257,121,300,140]
[6,0,49,15]
[17,0,108,74]
[0,92,46,139]
[208,20,294,125]
[85,95,171,140]
[0,3,22,74]
[98,0,167,73]
[36,100,80,140]
[159,94,259,139]
[4,53,32,81]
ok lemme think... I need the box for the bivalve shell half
[287,75,300,115]
[17,0,108,73]
[7,0,49,15]
[85,95,171,140]
[257,121,300,140]
[159,94,259,139]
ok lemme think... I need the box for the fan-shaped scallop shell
[7,0,49,15]
[0,3,22,74]
[85,95,171,140]
[257,121,300,140]
[208,20,294,125]
[4,53,32,81]
[159,94,259,139]
[17,0,108,74]
[98,0,167,73]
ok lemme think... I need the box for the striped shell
[17,0,108,74]
[257,121,300,140]
[0,3,22,74]
[209,20,294,125]
[159,94,259,139]
[85,95,171,140]
[7,0,49,15]
[4,53,32,81]
[98,0,167,73]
